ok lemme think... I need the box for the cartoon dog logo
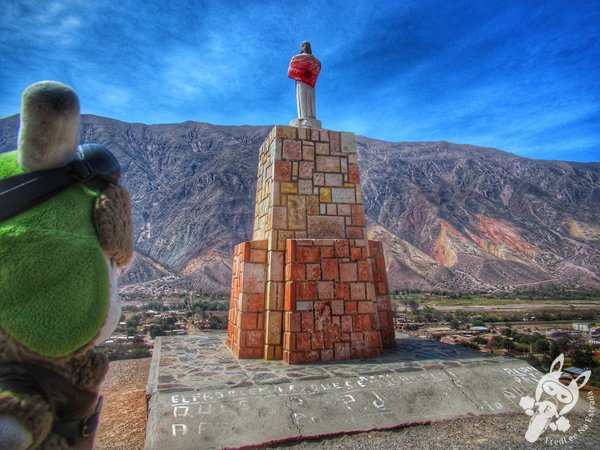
[519,354,591,442]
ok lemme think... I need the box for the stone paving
[145,332,559,449]
[148,331,509,395]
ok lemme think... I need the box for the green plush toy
[0,81,133,449]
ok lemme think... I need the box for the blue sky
[1,1,598,162]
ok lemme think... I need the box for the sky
[1,0,599,162]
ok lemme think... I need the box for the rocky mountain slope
[1,114,598,294]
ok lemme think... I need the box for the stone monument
[226,42,395,363]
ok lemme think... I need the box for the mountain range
[1,114,598,294]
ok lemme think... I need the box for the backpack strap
[0,144,120,223]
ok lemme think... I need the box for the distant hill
[1,114,598,294]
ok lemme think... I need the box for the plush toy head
[17,80,80,172]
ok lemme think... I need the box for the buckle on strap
[52,396,104,443]
[81,396,103,437]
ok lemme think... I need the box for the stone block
[243,263,267,294]
[340,132,356,153]
[287,195,306,230]
[350,282,366,300]
[316,156,340,173]
[297,245,320,262]
[317,281,334,299]
[357,300,375,314]
[339,262,358,282]
[331,300,344,316]
[331,187,355,203]
[282,139,302,160]
[306,263,321,280]
[272,206,287,230]
[265,311,283,345]
[296,281,318,300]
[334,342,351,360]
[274,160,291,181]
[321,259,338,280]
[325,173,343,186]
[307,216,345,238]
[280,182,298,194]
[276,126,297,139]
[348,164,360,184]
[315,142,329,155]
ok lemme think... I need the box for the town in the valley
[101,287,600,387]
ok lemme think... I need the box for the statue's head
[17,81,80,172]
[300,41,312,55]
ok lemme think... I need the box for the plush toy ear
[550,354,564,373]
[574,370,591,389]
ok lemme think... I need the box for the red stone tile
[238,347,263,358]
[274,160,292,181]
[297,332,311,351]
[246,330,264,348]
[321,349,334,361]
[242,242,252,261]
[376,282,388,295]
[354,314,374,331]
[357,260,371,282]
[314,302,331,331]
[297,246,320,263]
[306,263,321,280]
[348,164,360,183]
[340,263,358,282]
[364,331,382,349]
[247,293,264,312]
[317,281,334,299]
[250,249,267,263]
[296,281,318,300]
[286,263,305,281]
[335,241,350,257]
[257,312,265,329]
[357,300,375,314]
[321,246,335,258]
[341,315,353,333]
[350,247,362,261]
[321,259,339,280]
[301,311,315,331]
[351,205,365,227]
[335,282,350,300]
[334,342,351,360]
[350,283,366,300]
[287,312,302,332]
[331,300,344,315]
[283,139,302,160]
[240,313,257,330]
[284,282,296,310]
[311,331,324,350]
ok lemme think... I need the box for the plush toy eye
[543,383,557,395]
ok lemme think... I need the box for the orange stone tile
[250,249,267,263]
[350,246,362,261]
[321,246,335,258]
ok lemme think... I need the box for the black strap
[0,144,120,223]
[0,362,101,444]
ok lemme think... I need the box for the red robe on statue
[287,54,321,88]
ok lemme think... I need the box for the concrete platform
[145,332,545,449]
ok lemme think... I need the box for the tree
[150,325,165,339]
